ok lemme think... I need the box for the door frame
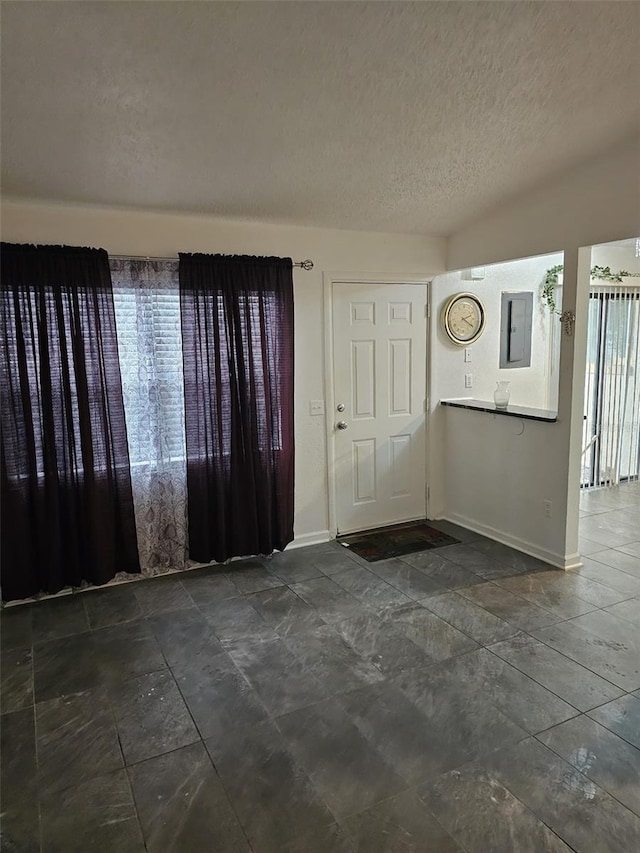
[323,271,433,539]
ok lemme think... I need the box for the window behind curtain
[111,259,188,574]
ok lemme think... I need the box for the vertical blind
[583,285,640,487]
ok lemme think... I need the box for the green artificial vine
[590,265,640,283]
[541,264,640,315]
[541,264,564,315]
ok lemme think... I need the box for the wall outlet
[464,374,473,389]
[309,400,325,416]
[464,348,472,363]
[544,499,552,518]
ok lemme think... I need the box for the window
[111,259,188,573]
[111,260,185,466]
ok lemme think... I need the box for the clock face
[443,293,485,345]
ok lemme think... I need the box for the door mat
[338,520,459,562]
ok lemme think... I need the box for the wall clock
[441,292,486,346]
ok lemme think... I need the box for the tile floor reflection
[1,482,639,851]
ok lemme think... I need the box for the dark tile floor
[1,484,640,852]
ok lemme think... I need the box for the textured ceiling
[2,1,639,236]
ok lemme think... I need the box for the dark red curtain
[0,244,140,602]
[179,254,294,562]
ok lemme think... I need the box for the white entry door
[332,282,427,534]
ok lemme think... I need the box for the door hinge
[425,303,430,319]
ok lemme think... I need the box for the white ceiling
[2,1,638,236]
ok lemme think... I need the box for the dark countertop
[440,398,558,423]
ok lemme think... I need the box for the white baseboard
[288,529,333,550]
[441,512,582,571]
[561,552,584,571]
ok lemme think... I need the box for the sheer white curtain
[111,259,189,575]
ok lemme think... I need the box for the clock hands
[443,293,485,345]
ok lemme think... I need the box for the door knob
[336,421,348,430]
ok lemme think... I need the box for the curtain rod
[110,254,314,270]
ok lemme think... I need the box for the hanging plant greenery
[541,264,564,315]
[590,265,640,283]
[541,264,640,315]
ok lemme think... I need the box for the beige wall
[1,198,445,546]
[428,253,563,546]
[448,133,640,270]
[591,244,640,276]
[4,132,638,567]
[442,136,640,568]
[432,254,562,409]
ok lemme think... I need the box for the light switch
[464,374,473,389]
[464,348,472,363]
[309,400,325,416]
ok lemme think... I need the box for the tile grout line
[531,723,640,821]
[516,621,637,696]
[485,634,627,714]
[482,643,592,719]
[121,625,215,853]
[4,503,638,852]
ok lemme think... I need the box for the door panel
[353,439,376,503]
[389,338,411,414]
[390,434,412,498]
[352,340,375,418]
[333,283,427,534]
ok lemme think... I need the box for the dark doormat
[338,520,459,562]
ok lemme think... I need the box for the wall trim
[289,529,333,550]
[441,512,583,571]
[561,552,584,571]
